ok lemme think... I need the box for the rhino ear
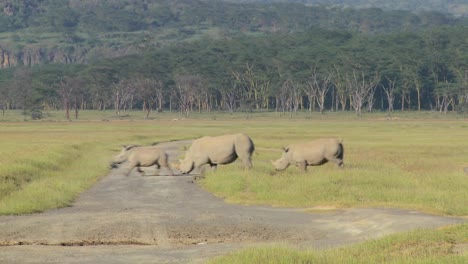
[125,145,134,150]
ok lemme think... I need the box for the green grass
[208,224,468,264]
[201,118,468,216]
[0,110,466,263]
[0,110,467,216]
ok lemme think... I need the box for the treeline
[1,26,466,118]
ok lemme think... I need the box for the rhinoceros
[179,133,255,174]
[271,138,344,172]
[111,145,174,176]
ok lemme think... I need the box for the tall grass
[0,112,467,216]
[201,119,468,216]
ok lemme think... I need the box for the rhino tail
[337,141,344,161]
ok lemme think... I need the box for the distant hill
[0,0,466,68]
[225,0,468,16]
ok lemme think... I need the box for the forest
[0,0,467,118]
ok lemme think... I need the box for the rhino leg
[136,166,147,176]
[328,157,344,168]
[210,164,218,171]
[297,161,307,172]
[241,157,253,169]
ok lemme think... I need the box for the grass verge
[208,223,468,264]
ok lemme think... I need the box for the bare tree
[332,65,348,111]
[277,79,290,114]
[366,84,378,113]
[175,74,201,117]
[134,77,164,119]
[220,84,238,113]
[232,63,271,110]
[306,68,333,114]
[276,78,301,116]
[112,79,135,116]
[454,68,468,105]
[434,80,456,113]
[57,76,86,119]
[400,79,411,111]
[381,76,397,114]
[346,70,380,116]
[58,77,73,119]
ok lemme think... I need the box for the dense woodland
[0,0,467,118]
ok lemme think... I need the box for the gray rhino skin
[112,145,173,176]
[179,133,255,174]
[271,138,344,172]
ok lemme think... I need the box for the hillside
[227,0,468,16]
[0,0,465,68]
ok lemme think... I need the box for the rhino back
[289,138,340,163]
[188,134,253,164]
[129,147,163,165]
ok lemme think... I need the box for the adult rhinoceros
[179,133,255,174]
[111,145,174,176]
[271,138,344,172]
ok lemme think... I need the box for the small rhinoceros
[111,145,174,176]
[271,138,344,172]
[179,133,255,174]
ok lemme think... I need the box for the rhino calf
[271,138,344,172]
[179,133,255,174]
[112,145,174,176]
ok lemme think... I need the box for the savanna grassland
[0,110,467,262]
[1,110,467,215]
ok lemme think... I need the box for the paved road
[0,140,465,263]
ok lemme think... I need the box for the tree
[332,66,348,111]
[175,74,201,117]
[306,68,334,114]
[10,67,43,119]
[134,76,164,119]
[232,63,271,110]
[381,76,397,114]
[112,79,135,116]
[57,77,72,119]
[346,69,380,116]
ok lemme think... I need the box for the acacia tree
[134,77,164,119]
[57,76,86,119]
[381,76,397,114]
[175,74,201,117]
[276,79,292,114]
[346,69,380,116]
[112,79,135,116]
[232,63,271,110]
[58,77,73,119]
[454,68,468,105]
[306,68,333,114]
[71,77,86,119]
[332,65,348,111]
[220,81,240,113]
